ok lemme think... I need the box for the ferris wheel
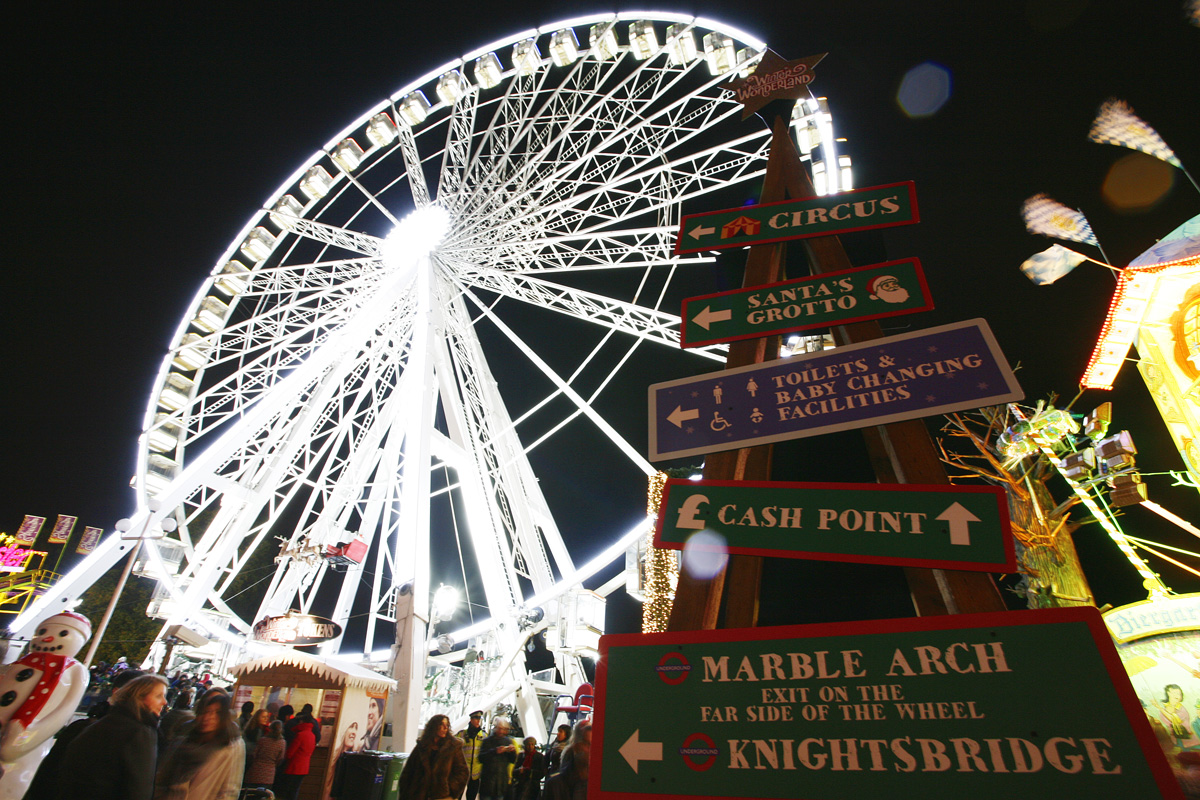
[15,12,846,733]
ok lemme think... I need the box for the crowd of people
[398,711,591,800]
[24,656,595,800]
[24,667,324,800]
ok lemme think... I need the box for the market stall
[231,648,395,800]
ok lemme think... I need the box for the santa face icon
[867,275,909,304]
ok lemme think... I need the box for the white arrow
[667,405,700,428]
[688,223,716,240]
[936,502,980,546]
[620,729,663,773]
[691,305,733,331]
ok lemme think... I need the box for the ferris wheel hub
[383,205,450,264]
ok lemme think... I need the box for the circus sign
[252,613,342,646]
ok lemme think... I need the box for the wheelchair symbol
[710,412,731,431]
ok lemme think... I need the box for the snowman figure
[0,611,92,799]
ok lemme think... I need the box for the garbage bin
[331,750,390,800]
[381,752,407,800]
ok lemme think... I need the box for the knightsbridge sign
[252,613,342,646]
[591,608,1183,800]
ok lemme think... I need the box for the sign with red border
[679,259,932,349]
[654,478,1015,573]
[673,182,918,256]
[591,607,1182,799]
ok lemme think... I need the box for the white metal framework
[14,12,844,742]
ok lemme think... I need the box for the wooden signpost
[661,51,1011,633]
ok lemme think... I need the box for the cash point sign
[591,608,1182,800]
[655,478,1014,572]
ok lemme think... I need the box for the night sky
[4,1,1199,645]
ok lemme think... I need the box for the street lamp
[81,499,177,667]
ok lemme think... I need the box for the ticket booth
[231,648,395,800]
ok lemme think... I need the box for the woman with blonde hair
[398,714,469,800]
[54,674,169,800]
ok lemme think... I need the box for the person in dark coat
[543,725,570,777]
[541,720,589,800]
[397,714,469,800]
[274,719,315,800]
[478,717,517,800]
[511,736,545,800]
[51,674,169,800]
[159,690,195,754]
[26,669,150,800]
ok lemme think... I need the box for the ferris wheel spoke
[435,90,480,215]
[460,56,744,233]
[172,278,411,448]
[272,214,384,257]
[394,114,432,208]
[460,269,725,361]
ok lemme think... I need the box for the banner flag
[76,526,104,554]
[1022,193,1098,246]
[15,515,44,545]
[1020,244,1087,285]
[1089,98,1183,168]
[48,515,77,545]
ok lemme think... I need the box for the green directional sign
[680,258,932,348]
[591,607,1183,800]
[673,181,918,255]
[655,478,1014,572]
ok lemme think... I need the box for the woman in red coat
[274,719,316,800]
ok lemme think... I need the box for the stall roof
[230,647,396,692]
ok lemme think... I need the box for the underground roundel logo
[655,651,691,685]
[680,732,719,771]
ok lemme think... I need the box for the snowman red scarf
[9,652,74,727]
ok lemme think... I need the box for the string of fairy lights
[643,472,679,633]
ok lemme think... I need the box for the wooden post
[667,93,1004,634]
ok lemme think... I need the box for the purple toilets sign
[649,319,1023,461]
